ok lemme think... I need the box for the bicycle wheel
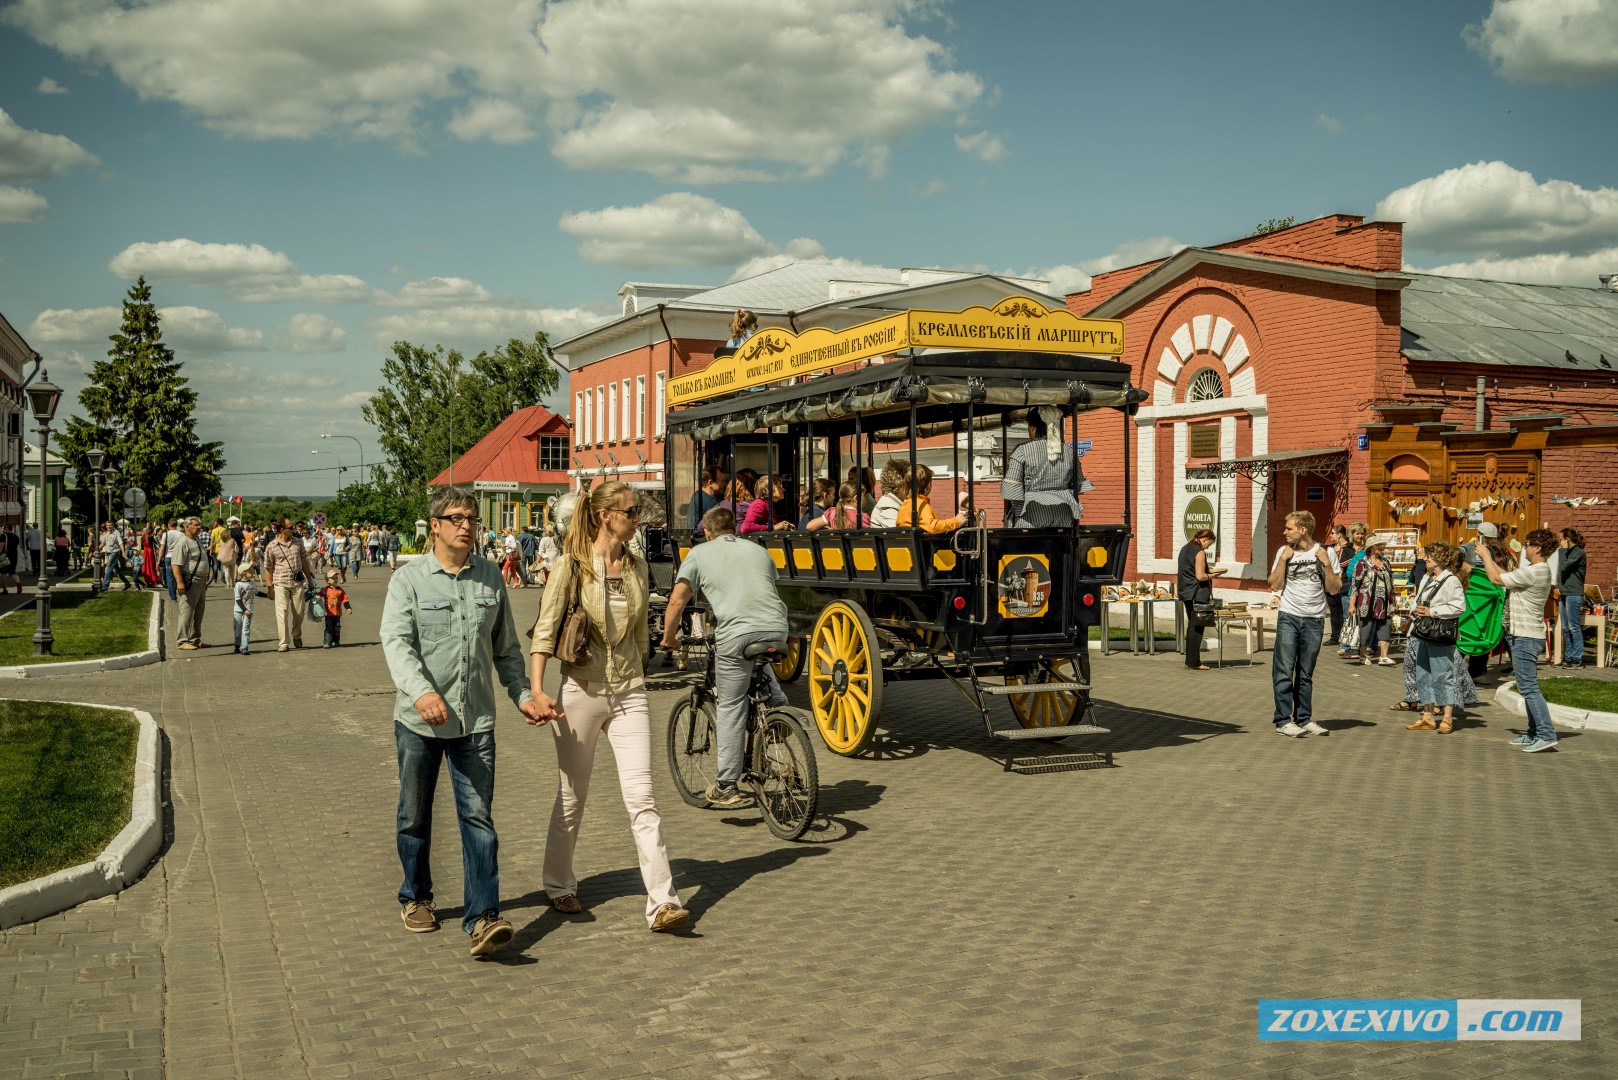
[752,707,820,841]
[666,695,717,807]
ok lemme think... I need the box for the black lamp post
[87,445,107,595]
[26,371,63,655]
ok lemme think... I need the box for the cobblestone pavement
[3,572,1616,1078]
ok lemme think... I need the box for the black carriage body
[666,349,1140,677]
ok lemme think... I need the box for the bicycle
[666,635,820,841]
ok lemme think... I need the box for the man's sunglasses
[434,514,482,529]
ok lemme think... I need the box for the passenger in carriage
[689,465,728,529]
[739,474,793,533]
[847,466,877,513]
[896,464,969,534]
[798,477,836,529]
[716,470,757,516]
[1002,406,1090,528]
[869,459,911,527]
[806,483,871,531]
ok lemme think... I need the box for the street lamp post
[103,465,119,527]
[311,449,346,495]
[320,433,366,488]
[87,445,107,596]
[26,371,63,655]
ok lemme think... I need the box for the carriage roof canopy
[667,296,1126,408]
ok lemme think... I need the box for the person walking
[216,524,240,591]
[318,570,352,647]
[386,526,401,570]
[331,526,350,583]
[1178,528,1221,670]
[1,524,20,593]
[1351,535,1397,665]
[263,517,313,652]
[537,524,559,585]
[1406,541,1467,734]
[25,522,42,580]
[380,487,542,957]
[158,518,183,600]
[98,520,134,590]
[1556,528,1587,667]
[173,517,210,650]
[1267,510,1342,737]
[529,482,688,932]
[233,564,258,654]
[1480,529,1560,752]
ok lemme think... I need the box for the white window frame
[581,389,592,447]
[621,379,632,444]
[655,372,667,437]
[608,381,618,443]
[596,384,605,446]
[635,376,646,439]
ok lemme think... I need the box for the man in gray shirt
[381,486,544,957]
[659,505,789,808]
[172,517,209,650]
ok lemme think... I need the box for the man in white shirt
[1480,528,1560,753]
[1266,510,1342,737]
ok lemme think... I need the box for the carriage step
[979,682,1090,696]
[989,724,1110,740]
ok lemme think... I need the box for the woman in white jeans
[529,482,687,932]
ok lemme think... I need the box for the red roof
[428,404,571,488]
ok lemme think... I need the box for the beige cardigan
[530,550,650,694]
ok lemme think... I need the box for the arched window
[1386,454,1430,483]
[1187,368,1225,402]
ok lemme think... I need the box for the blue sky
[1,0,1614,494]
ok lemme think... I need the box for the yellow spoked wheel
[808,601,883,755]
[1006,658,1084,728]
[771,635,806,684]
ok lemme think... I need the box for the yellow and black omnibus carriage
[662,298,1146,766]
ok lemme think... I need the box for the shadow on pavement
[798,778,884,844]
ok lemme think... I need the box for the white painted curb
[0,591,164,679]
[0,704,163,929]
[1494,680,1618,734]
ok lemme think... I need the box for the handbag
[553,558,593,665]
[1192,601,1217,628]
[1410,573,1458,644]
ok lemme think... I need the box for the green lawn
[0,591,151,665]
[1540,678,1618,713]
[0,701,140,888]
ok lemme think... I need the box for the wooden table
[1211,613,1266,667]
[1551,609,1609,668]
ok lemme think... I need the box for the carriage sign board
[667,296,1126,406]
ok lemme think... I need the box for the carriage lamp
[953,596,967,610]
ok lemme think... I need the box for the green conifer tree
[58,277,225,523]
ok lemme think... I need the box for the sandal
[1437,717,1454,734]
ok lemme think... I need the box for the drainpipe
[1475,376,1487,431]
[657,304,674,503]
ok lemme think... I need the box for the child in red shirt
[320,570,353,648]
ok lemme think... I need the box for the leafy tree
[233,497,317,527]
[1249,216,1297,236]
[56,277,225,524]
[362,332,560,496]
[321,478,429,534]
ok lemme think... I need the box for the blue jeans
[1507,634,1556,743]
[1560,594,1584,664]
[1413,639,1457,707]
[713,632,789,787]
[233,609,251,653]
[161,560,177,600]
[1272,612,1324,726]
[101,551,133,590]
[395,722,500,934]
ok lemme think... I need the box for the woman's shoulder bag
[553,557,593,665]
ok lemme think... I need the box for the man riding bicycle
[659,505,789,808]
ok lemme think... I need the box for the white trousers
[545,680,680,924]
[273,587,305,649]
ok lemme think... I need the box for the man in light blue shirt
[381,487,544,958]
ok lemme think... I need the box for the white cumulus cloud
[379,277,494,307]
[263,370,345,389]
[446,98,535,144]
[368,304,610,350]
[0,185,49,224]
[1376,160,1618,257]
[1314,112,1344,136]
[0,107,98,181]
[7,0,985,180]
[1465,0,1618,84]
[1409,248,1618,287]
[36,77,68,95]
[560,193,772,267]
[274,313,348,353]
[27,304,266,352]
[109,238,296,285]
[954,131,1007,162]
[1025,237,1189,297]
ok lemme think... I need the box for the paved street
[3,571,1616,1078]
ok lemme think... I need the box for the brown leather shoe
[650,904,688,932]
[1406,715,1437,731]
[550,893,582,914]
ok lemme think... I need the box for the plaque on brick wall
[1190,425,1220,458]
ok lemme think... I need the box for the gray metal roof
[676,263,916,312]
[1401,273,1618,371]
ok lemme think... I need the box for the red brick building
[427,404,572,530]
[1066,214,1618,593]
